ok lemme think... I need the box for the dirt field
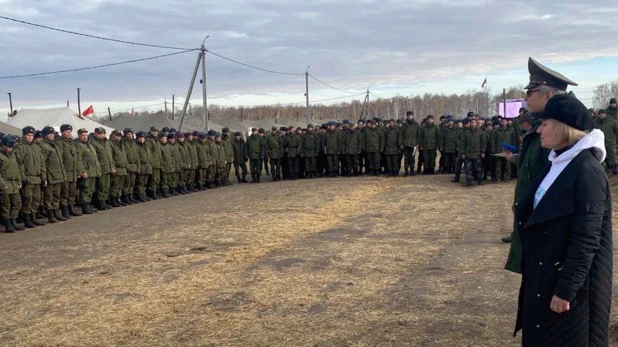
[0,174,616,346]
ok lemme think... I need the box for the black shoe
[69,205,82,216]
[62,206,71,219]
[137,195,148,203]
[110,199,121,208]
[55,209,68,222]
[81,204,94,215]
[23,214,35,228]
[122,195,133,205]
[31,213,46,226]
[118,197,128,206]
[89,204,99,213]
[48,209,58,223]
[465,180,472,187]
[162,189,171,198]
[502,236,513,243]
[237,176,242,184]
[4,220,15,233]
[242,176,248,183]
[257,175,261,183]
[11,219,25,231]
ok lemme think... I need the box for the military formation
[0,94,615,233]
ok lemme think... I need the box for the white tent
[7,107,115,137]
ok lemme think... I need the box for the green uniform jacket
[491,127,515,154]
[109,138,128,176]
[440,127,458,153]
[400,120,420,148]
[364,128,384,153]
[15,139,46,185]
[146,133,162,169]
[323,130,341,155]
[301,132,320,157]
[121,138,140,173]
[419,124,439,150]
[206,139,219,166]
[216,142,227,168]
[40,138,67,184]
[284,134,301,157]
[0,148,22,194]
[245,135,266,160]
[455,128,467,152]
[593,116,618,153]
[135,142,153,175]
[76,140,101,178]
[159,142,174,174]
[232,138,246,164]
[344,129,362,155]
[187,141,199,169]
[178,142,191,169]
[222,135,234,162]
[59,136,83,182]
[90,137,115,175]
[463,128,487,159]
[170,143,182,172]
[197,141,210,169]
[505,125,551,274]
[384,128,400,155]
[607,106,618,121]
[267,133,283,159]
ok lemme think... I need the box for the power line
[108,102,166,113]
[207,50,304,76]
[0,15,194,50]
[0,49,197,79]
[311,93,365,104]
[308,74,360,95]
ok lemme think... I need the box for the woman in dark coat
[513,93,612,346]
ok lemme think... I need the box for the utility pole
[7,93,13,116]
[305,65,310,125]
[171,94,175,120]
[108,107,112,121]
[240,107,243,122]
[201,36,209,131]
[77,88,82,117]
[502,88,507,118]
[164,99,168,117]
[179,36,209,132]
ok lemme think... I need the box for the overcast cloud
[1,0,618,111]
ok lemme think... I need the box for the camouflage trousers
[343,154,358,174]
[287,157,299,175]
[454,152,465,175]
[147,168,161,192]
[442,152,456,173]
[196,167,208,186]
[366,152,380,172]
[94,174,110,203]
[304,156,317,173]
[423,149,436,170]
[249,159,263,176]
[60,180,77,207]
[402,147,416,173]
[136,174,148,199]
[44,182,62,210]
[386,154,400,174]
[1,192,22,219]
[326,154,339,173]
[494,157,511,180]
[207,165,216,181]
[78,178,96,205]
[465,158,483,182]
[234,162,248,178]
[269,158,281,177]
[123,172,136,195]
[20,182,42,215]
[159,172,171,190]
[215,166,225,181]
[110,174,126,198]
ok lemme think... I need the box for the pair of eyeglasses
[526,89,541,96]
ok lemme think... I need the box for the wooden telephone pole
[179,36,209,132]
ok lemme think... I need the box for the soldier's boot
[271,174,276,182]
[89,204,99,213]
[61,206,71,219]
[36,207,46,219]
[69,205,82,216]
[404,170,409,177]
[130,194,140,203]
[122,195,132,205]
[501,234,513,243]
[4,219,15,233]
[373,170,379,176]
[251,174,256,183]
[55,209,68,222]
[12,218,25,231]
[117,197,128,206]
[23,214,36,228]
[256,175,261,183]
[31,213,47,226]
[237,175,242,184]
[242,175,248,183]
[613,164,618,175]
[81,203,94,215]
[110,198,121,207]
[47,209,58,223]
[392,171,398,177]
[477,179,483,186]
[451,173,460,183]
[160,189,170,198]
[137,195,148,203]
[465,180,472,187]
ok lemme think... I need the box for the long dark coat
[514,148,612,346]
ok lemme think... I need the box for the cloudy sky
[1,0,618,115]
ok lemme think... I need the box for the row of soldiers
[0,124,239,233]
[589,98,618,174]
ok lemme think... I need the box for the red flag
[481,77,487,89]
[82,105,94,117]
[130,108,135,117]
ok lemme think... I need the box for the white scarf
[533,129,606,209]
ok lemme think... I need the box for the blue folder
[501,142,518,153]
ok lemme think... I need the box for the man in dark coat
[232,131,248,183]
[419,115,439,174]
[514,93,612,347]
[245,128,266,183]
[593,109,618,174]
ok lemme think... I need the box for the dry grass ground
[0,174,616,346]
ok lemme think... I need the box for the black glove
[21,180,27,188]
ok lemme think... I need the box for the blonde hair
[554,121,588,146]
